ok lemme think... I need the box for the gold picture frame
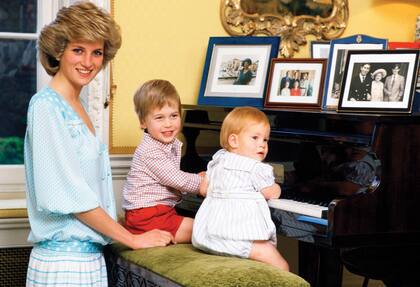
[220,0,349,58]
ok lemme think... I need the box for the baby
[192,106,289,271]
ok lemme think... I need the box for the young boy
[122,79,206,243]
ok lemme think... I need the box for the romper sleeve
[250,162,276,192]
[27,98,99,214]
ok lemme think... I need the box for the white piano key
[268,198,328,219]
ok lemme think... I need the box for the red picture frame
[388,42,420,50]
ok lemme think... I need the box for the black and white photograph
[265,58,326,109]
[338,50,420,113]
[322,35,387,110]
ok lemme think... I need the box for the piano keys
[267,198,328,219]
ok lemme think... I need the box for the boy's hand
[198,174,208,197]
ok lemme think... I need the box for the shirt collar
[143,132,182,154]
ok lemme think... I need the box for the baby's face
[233,122,270,161]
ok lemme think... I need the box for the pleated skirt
[26,246,107,286]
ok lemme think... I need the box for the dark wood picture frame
[264,58,327,110]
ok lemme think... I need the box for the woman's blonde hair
[38,1,122,76]
[220,106,270,150]
[133,79,181,123]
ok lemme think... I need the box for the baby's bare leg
[249,240,289,271]
[174,217,193,243]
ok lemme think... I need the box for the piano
[177,104,420,286]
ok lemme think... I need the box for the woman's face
[57,40,104,88]
[375,73,383,81]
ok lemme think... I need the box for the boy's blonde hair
[38,1,121,76]
[133,79,181,123]
[220,106,270,150]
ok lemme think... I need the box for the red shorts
[124,205,183,237]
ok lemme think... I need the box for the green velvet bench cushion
[106,243,309,287]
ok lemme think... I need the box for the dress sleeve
[250,163,276,192]
[27,99,99,214]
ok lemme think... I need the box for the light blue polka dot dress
[24,86,116,248]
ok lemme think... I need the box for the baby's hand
[261,183,281,200]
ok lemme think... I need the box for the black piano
[177,104,420,287]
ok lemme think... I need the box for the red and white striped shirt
[122,133,202,210]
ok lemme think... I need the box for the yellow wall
[111,0,420,152]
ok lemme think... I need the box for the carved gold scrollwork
[220,0,349,58]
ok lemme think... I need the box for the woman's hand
[131,229,175,249]
[76,207,175,250]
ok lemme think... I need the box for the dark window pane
[0,1,37,33]
[0,40,36,164]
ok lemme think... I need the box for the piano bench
[105,243,309,287]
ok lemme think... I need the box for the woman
[24,2,173,286]
[290,79,302,96]
[233,58,253,85]
[370,68,387,101]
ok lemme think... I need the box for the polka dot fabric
[24,86,116,246]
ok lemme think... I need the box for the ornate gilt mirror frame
[220,0,349,57]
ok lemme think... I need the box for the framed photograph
[322,34,388,110]
[389,42,420,92]
[264,58,327,110]
[338,49,420,113]
[197,36,280,108]
[310,41,331,59]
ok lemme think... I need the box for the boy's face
[229,122,269,161]
[141,102,181,144]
